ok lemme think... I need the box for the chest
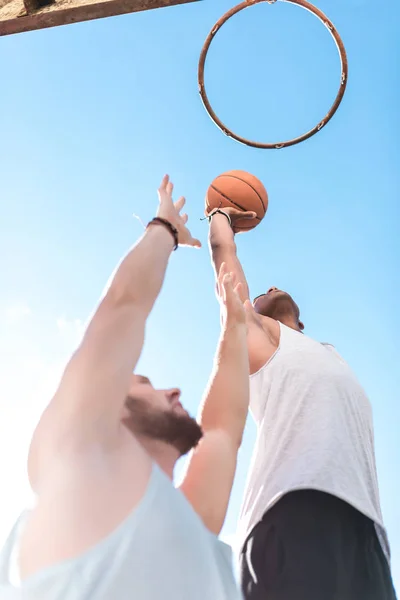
[249,331,371,426]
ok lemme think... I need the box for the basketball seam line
[210,184,261,220]
[220,174,266,213]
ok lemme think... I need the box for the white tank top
[237,322,390,562]
[0,464,243,600]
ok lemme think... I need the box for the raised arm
[29,176,201,480]
[179,264,252,535]
[208,209,254,302]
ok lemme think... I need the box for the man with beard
[208,207,397,600]
[0,176,252,600]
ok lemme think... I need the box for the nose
[166,388,181,405]
[267,287,279,295]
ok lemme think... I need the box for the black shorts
[239,490,397,600]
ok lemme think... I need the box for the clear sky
[0,0,398,590]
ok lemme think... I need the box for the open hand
[217,263,247,327]
[157,175,201,248]
[217,263,260,329]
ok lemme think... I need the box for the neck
[137,438,179,480]
[279,315,301,332]
[271,304,301,332]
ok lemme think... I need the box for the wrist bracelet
[207,208,232,227]
[147,217,178,251]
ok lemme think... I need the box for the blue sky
[0,0,398,590]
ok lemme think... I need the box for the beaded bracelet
[147,217,179,251]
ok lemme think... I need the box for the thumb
[192,238,202,248]
[243,299,257,318]
[241,211,257,220]
[235,281,248,303]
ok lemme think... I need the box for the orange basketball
[205,170,268,232]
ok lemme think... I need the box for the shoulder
[321,342,340,355]
[28,419,152,494]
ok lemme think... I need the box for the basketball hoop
[198,0,348,149]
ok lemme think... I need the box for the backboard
[0,0,198,36]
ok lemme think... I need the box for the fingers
[222,272,233,288]
[158,175,172,202]
[158,175,174,198]
[221,207,257,219]
[191,238,202,249]
[218,262,227,281]
[218,263,238,294]
[223,207,243,216]
[243,298,254,312]
[242,211,257,220]
[234,281,248,303]
[157,177,200,248]
[174,196,186,213]
[243,298,258,322]
[217,263,228,295]
[158,174,169,192]
[218,262,235,282]
[216,263,226,301]
[235,281,243,296]
[220,273,230,304]
[221,271,234,299]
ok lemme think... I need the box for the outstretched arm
[180,265,252,535]
[209,211,252,302]
[29,176,201,480]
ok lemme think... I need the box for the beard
[123,395,203,457]
[258,292,299,321]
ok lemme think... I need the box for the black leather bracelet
[147,217,179,251]
[207,208,232,227]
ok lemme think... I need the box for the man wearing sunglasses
[208,206,396,600]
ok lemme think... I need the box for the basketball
[205,170,268,232]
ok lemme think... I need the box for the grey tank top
[0,464,243,600]
[237,322,390,562]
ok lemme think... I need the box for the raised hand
[157,175,201,248]
[217,262,259,329]
[208,206,256,234]
[217,262,247,327]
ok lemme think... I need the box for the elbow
[98,285,150,323]
[105,279,143,309]
[102,285,133,311]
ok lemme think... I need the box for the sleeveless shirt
[0,464,243,600]
[237,322,390,562]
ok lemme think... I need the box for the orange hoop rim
[198,0,348,149]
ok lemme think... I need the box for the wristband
[147,217,178,251]
[207,208,232,227]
